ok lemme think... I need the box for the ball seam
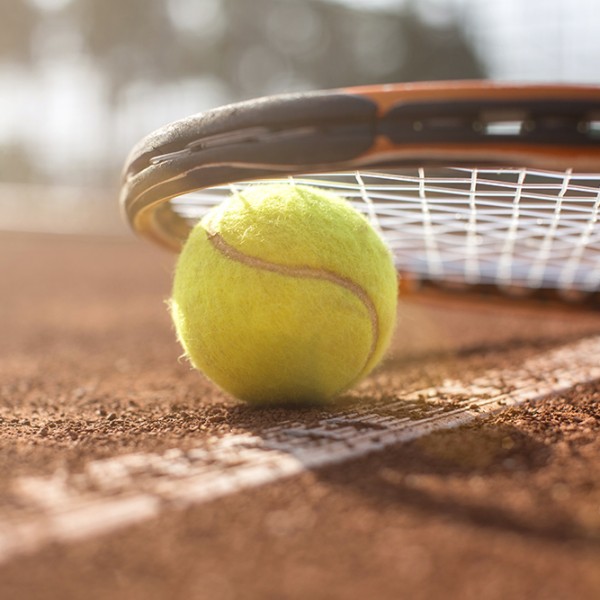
[205,228,380,377]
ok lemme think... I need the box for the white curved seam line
[206,229,380,373]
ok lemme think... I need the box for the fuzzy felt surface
[171,184,398,404]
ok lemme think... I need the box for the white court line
[1,336,600,564]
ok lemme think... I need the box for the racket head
[119,80,600,310]
[121,81,600,249]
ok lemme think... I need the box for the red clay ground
[1,231,600,600]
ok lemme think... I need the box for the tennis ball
[170,184,398,404]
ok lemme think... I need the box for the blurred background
[1,0,600,235]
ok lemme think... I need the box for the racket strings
[170,168,600,293]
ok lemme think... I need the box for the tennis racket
[120,81,600,312]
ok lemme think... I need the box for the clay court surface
[1,230,600,600]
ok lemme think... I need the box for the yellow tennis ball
[170,184,398,404]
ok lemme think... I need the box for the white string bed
[170,167,600,293]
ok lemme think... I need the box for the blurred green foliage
[6,0,483,100]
